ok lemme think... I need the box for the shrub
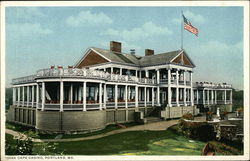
[182,113,194,120]
[208,141,243,155]
[178,119,216,141]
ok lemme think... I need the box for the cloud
[183,10,205,24]
[8,23,53,37]
[13,7,46,19]
[66,10,113,27]
[103,22,172,41]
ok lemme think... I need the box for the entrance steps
[146,117,162,123]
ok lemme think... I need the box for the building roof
[75,47,195,68]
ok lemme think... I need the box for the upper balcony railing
[13,68,157,85]
[193,82,232,89]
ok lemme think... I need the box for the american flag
[182,14,198,36]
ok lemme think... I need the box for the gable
[75,50,109,68]
[171,52,193,67]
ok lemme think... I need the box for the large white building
[7,41,233,133]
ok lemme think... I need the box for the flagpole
[181,10,183,50]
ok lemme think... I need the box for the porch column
[42,82,45,111]
[83,82,86,111]
[207,90,210,105]
[128,86,131,100]
[99,83,102,110]
[120,68,122,76]
[135,85,138,108]
[70,84,73,104]
[139,70,142,79]
[157,86,160,106]
[184,88,187,106]
[22,86,25,107]
[135,70,138,77]
[104,84,107,109]
[60,81,64,112]
[12,87,16,105]
[147,87,150,102]
[152,87,155,106]
[190,72,194,106]
[176,70,179,106]
[78,86,81,102]
[156,69,160,84]
[115,84,118,109]
[125,85,128,108]
[196,89,199,104]
[215,90,217,104]
[224,90,227,104]
[36,84,39,108]
[168,68,172,107]
[203,89,205,104]
[211,90,214,104]
[111,67,113,74]
[27,86,30,107]
[144,87,147,107]
[94,86,98,101]
[230,89,233,104]
[18,87,20,107]
[31,86,34,107]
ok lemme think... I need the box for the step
[146,117,162,123]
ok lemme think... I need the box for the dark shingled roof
[92,47,183,67]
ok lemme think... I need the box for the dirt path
[6,116,205,143]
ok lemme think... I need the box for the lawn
[34,128,206,155]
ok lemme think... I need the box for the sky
[5,6,244,90]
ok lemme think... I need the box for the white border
[1,1,249,161]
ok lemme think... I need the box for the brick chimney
[110,41,121,53]
[145,49,154,56]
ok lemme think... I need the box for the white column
[203,89,205,104]
[22,86,25,107]
[78,86,81,102]
[190,72,194,106]
[94,87,98,101]
[111,67,113,74]
[104,84,107,109]
[152,87,155,106]
[144,87,147,107]
[99,83,102,110]
[211,90,214,104]
[138,87,141,101]
[147,88,150,102]
[156,69,160,84]
[230,89,232,104]
[135,70,138,77]
[120,68,122,76]
[42,82,45,111]
[125,85,128,108]
[157,86,160,106]
[184,88,187,106]
[18,87,20,107]
[128,86,131,100]
[31,86,34,107]
[168,68,172,107]
[196,89,199,104]
[60,81,64,112]
[70,84,73,104]
[176,70,179,107]
[12,87,16,105]
[224,90,227,104]
[207,90,210,105]
[83,82,86,111]
[27,86,30,107]
[115,84,118,109]
[135,85,138,108]
[139,70,142,79]
[36,84,39,108]
[215,90,217,104]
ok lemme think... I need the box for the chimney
[145,49,154,56]
[110,41,121,53]
[130,49,135,55]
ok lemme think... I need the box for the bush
[182,113,194,120]
[178,119,216,141]
[208,141,243,155]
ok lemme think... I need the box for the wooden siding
[76,50,109,68]
[172,53,193,67]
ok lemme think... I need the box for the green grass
[37,127,206,155]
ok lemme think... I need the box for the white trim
[170,50,195,68]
